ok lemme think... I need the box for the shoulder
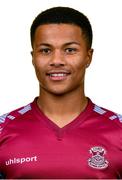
[93,102,122,126]
[0,103,32,134]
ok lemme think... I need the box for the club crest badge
[88,146,109,169]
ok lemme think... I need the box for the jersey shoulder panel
[0,103,32,134]
[93,103,122,125]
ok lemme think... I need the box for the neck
[37,86,88,127]
[37,87,88,117]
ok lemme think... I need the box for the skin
[31,24,93,127]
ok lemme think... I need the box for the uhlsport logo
[88,146,109,169]
[5,156,37,166]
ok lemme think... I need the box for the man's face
[32,24,93,96]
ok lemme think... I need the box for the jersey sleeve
[0,103,32,136]
[0,113,10,135]
[0,103,32,177]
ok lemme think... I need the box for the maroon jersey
[0,97,122,179]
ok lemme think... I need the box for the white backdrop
[0,0,122,115]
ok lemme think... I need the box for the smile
[46,72,70,81]
[50,73,67,77]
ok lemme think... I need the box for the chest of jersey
[0,117,122,179]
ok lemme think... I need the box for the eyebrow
[64,42,81,46]
[38,41,81,47]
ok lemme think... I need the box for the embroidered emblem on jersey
[88,146,108,169]
[93,105,106,115]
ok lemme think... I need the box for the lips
[46,71,71,81]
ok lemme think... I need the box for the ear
[86,48,94,68]
[30,51,33,56]
[31,51,34,66]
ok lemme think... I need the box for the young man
[0,6,122,179]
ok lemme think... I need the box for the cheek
[33,61,45,81]
[33,57,47,73]
[70,53,88,67]
[70,57,87,81]
[70,58,86,72]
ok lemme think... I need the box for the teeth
[50,73,66,77]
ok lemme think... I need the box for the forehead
[34,24,85,45]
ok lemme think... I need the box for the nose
[49,50,65,67]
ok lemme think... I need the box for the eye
[65,48,77,54]
[39,48,51,55]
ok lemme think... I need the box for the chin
[47,86,78,96]
[49,90,68,96]
[41,84,78,96]
[43,86,70,96]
